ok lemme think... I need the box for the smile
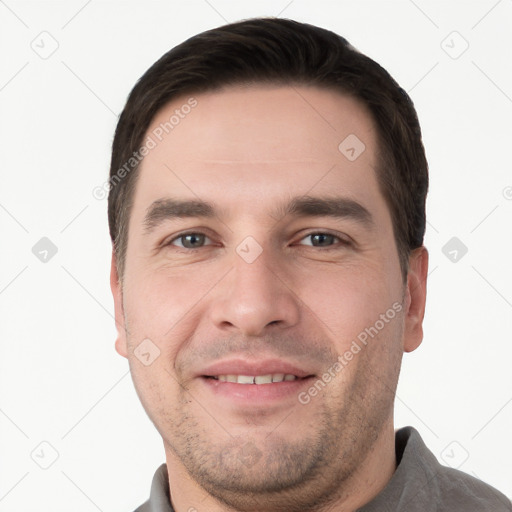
[206,373,299,384]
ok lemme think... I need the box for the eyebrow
[142,195,374,235]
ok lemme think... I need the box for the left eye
[298,233,346,247]
[169,233,212,249]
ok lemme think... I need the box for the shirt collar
[356,426,440,512]
[145,463,174,512]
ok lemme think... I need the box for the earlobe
[114,336,128,358]
[110,249,128,358]
[403,246,429,353]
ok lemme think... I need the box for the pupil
[313,234,332,246]
[184,234,203,248]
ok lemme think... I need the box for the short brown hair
[108,17,428,284]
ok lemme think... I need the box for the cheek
[123,278,170,344]
[299,265,399,350]
[308,271,404,406]
[122,267,218,353]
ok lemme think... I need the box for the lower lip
[200,376,315,405]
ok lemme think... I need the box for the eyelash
[163,230,352,251]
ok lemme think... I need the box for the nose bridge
[209,241,301,336]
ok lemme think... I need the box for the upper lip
[198,359,314,378]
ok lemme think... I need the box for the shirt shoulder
[400,426,512,512]
[433,462,512,511]
[358,426,512,512]
[132,499,151,512]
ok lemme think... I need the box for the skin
[111,85,428,512]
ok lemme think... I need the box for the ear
[110,248,128,358]
[402,246,429,353]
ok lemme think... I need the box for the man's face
[111,85,427,509]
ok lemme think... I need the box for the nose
[209,246,301,337]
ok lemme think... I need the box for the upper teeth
[214,374,297,384]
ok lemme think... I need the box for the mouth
[200,372,316,405]
[203,373,308,384]
[196,358,317,405]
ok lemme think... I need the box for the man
[107,17,511,512]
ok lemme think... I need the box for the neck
[164,421,397,512]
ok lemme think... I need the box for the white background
[1,1,511,510]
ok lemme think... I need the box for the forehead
[132,85,383,223]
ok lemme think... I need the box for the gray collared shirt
[133,426,512,511]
